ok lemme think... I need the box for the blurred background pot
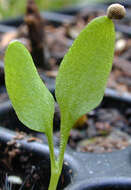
[70,178,131,190]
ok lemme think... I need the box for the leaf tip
[6,40,25,52]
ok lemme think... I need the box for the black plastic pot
[0,93,131,152]
[1,126,131,189]
[0,7,131,190]
[0,62,9,111]
[103,0,131,8]
[0,127,75,190]
[0,72,131,189]
[0,11,75,27]
[56,3,107,15]
[0,95,131,137]
[71,178,131,190]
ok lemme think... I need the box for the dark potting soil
[0,21,70,67]
[1,7,131,97]
[0,137,72,190]
[0,11,131,102]
[54,98,131,153]
[0,97,131,154]
[0,6,131,154]
[0,87,8,104]
[64,8,131,96]
[68,109,131,153]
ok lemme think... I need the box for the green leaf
[5,41,55,133]
[55,16,115,129]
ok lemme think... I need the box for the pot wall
[70,178,131,190]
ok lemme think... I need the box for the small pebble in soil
[115,39,126,53]
[7,175,22,185]
[77,129,131,153]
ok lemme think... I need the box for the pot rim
[70,177,131,190]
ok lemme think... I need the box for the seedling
[4,4,125,190]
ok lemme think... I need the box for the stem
[48,164,60,190]
[47,131,60,190]
[58,127,70,176]
[48,127,70,190]
[47,119,71,190]
[47,131,55,165]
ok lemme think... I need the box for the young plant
[4,4,125,190]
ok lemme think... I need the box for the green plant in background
[0,0,118,19]
[0,0,84,19]
[4,4,125,190]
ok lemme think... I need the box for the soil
[0,63,6,103]
[0,87,8,104]
[0,96,131,154]
[0,6,131,99]
[64,8,131,96]
[0,4,131,154]
[0,21,70,68]
[0,4,131,190]
[0,16,68,103]
[0,136,72,190]
[54,97,131,153]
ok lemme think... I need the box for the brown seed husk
[107,4,126,20]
